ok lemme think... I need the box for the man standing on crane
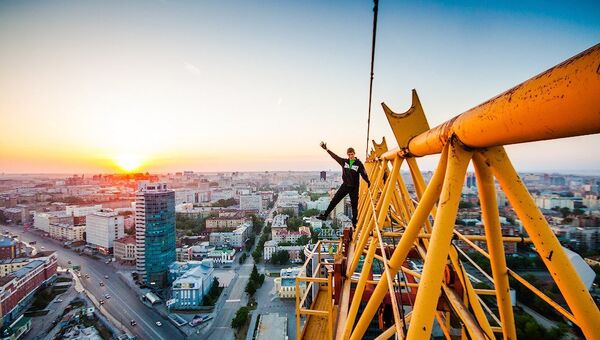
[317,142,370,227]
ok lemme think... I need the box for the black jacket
[327,150,370,188]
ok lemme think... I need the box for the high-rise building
[86,209,124,254]
[320,171,327,181]
[135,182,176,288]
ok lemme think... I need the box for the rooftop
[254,313,287,340]
[115,235,136,245]
[0,237,15,247]
[13,260,44,279]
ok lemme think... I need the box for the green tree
[231,306,250,330]
[250,264,260,283]
[287,216,303,231]
[309,192,328,201]
[296,235,310,246]
[202,278,222,306]
[559,207,571,218]
[271,250,290,265]
[213,198,237,208]
[245,280,257,296]
[251,214,264,234]
[302,208,320,217]
[252,250,261,263]
[458,201,474,209]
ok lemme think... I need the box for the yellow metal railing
[295,240,341,340]
[296,43,600,340]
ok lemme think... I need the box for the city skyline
[1,1,600,174]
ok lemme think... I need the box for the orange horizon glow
[1,2,600,174]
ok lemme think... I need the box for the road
[202,207,278,339]
[5,224,183,340]
[201,259,253,339]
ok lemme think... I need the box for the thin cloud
[184,62,201,76]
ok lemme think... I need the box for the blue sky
[0,0,599,173]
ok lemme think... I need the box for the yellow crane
[295,43,600,340]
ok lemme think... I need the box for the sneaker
[316,214,327,221]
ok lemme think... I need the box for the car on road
[54,299,63,303]
[130,320,137,326]
[104,275,109,279]
[99,299,105,305]
[99,281,104,286]
[155,321,162,327]
[104,294,110,299]
[85,274,90,279]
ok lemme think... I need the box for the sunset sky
[1,1,599,174]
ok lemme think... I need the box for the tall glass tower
[135,181,176,288]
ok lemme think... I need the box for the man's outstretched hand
[320,141,327,150]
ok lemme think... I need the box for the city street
[5,224,183,340]
[200,260,253,339]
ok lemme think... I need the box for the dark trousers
[323,185,359,225]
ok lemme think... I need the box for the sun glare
[115,154,143,172]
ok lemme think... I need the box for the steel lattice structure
[295,43,600,339]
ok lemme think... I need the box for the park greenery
[514,310,568,339]
[309,192,329,201]
[270,250,290,265]
[287,216,303,231]
[212,197,237,208]
[175,214,205,236]
[301,208,321,217]
[245,264,265,296]
[252,224,271,263]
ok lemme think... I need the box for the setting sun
[115,154,143,172]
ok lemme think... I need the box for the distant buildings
[169,259,215,310]
[135,182,176,288]
[552,225,600,252]
[33,211,72,233]
[0,258,30,277]
[271,226,311,244]
[240,194,263,212]
[534,194,577,210]
[207,248,236,266]
[273,267,305,298]
[263,240,305,262]
[85,209,124,254]
[0,252,58,323]
[272,214,288,228]
[205,212,247,230]
[0,208,24,225]
[0,237,23,260]
[209,222,251,249]
[305,197,331,211]
[48,223,85,242]
[113,236,136,264]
